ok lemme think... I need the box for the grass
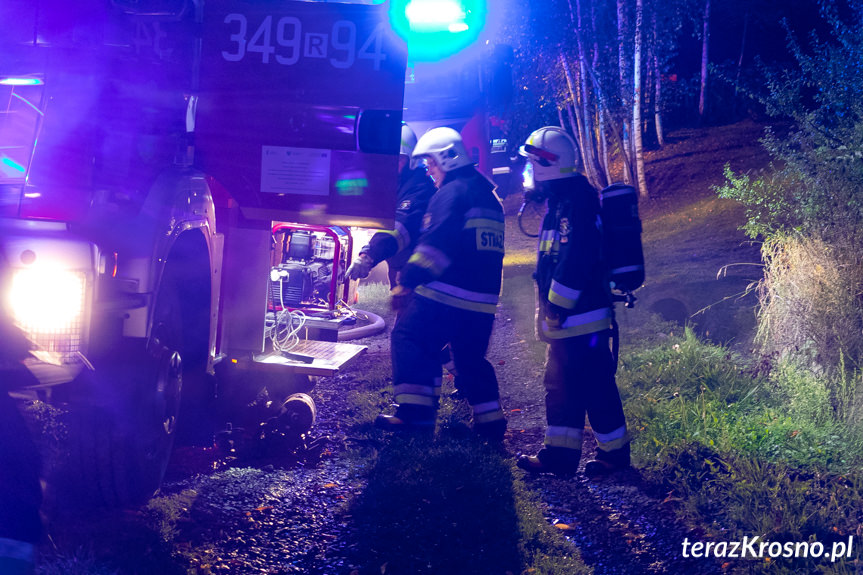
[337,370,591,575]
[354,282,395,323]
[619,327,863,574]
[347,434,587,575]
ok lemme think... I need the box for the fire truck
[0,0,406,507]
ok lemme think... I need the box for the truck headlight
[9,267,86,335]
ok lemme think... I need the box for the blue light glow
[405,0,466,31]
[390,0,485,62]
[0,78,43,86]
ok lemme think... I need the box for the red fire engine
[0,0,405,507]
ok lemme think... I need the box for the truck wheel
[56,276,185,509]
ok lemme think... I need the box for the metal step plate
[254,340,367,377]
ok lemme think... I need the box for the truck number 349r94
[221,14,388,70]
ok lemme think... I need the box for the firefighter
[375,127,507,440]
[516,126,630,476]
[0,254,42,575]
[346,123,437,288]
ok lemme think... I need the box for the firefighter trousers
[542,330,629,459]
[390,294,502,424]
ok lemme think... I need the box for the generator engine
[270,225,352,311]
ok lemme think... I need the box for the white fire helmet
[400,124,419,169]
[519,126,580,181]
[412,127,473,173]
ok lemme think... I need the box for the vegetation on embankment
[619,326,863,574]
[631,6,863,571]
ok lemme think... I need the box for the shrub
[718,0,863,384]
[756,234,863,377]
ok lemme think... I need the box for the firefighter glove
[544,303,567,330]
[390,285,414,312]
[346,253,374,280]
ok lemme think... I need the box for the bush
[718,0,863,383]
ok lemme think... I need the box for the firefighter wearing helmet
[346,124,437,288]
[517,126,631,476]
[375,127,507,440]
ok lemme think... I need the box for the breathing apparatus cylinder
[599,183,645,294]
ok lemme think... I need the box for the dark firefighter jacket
[399,165,504,315]
[361,166,437,274]
[536,174,613,340]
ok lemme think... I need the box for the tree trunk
[560,52,594,183]
[698,0,710,123]
[596,110,611,182]
[633,0,648,198]
[566,102,582,160]
[732,11,749,118]
[575,0,607,189]
[592,1,610,181]
[617,0,634,185]
[652,11,665,147]
[586,66,633,187]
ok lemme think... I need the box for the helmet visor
[518,143,557,167]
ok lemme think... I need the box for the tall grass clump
[757,234,863,376]
[717,0,863,410]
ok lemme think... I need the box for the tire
[53,273,185,509]
[517,198,545,238]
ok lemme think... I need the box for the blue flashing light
[0,78,43,86]
[390,0,486,62]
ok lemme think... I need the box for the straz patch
[398,200,411,211]
[559,217,571,243]
[476,228,505,253]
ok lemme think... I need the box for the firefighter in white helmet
[347,123,437,287]
[375,127,507,440]
[516,126,631,476]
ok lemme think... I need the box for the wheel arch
[157,227,212,370]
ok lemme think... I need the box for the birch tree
[698,0,710,123]
[617,0,635,185]
[572,0,607,188]
[632,0,648,197]
[652,11,665,146]
[592,1,610,175]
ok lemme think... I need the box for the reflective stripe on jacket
[362,166,437,272]
[536,175,613,339]
[400,166,504,315]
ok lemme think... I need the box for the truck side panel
[196,0,407,228]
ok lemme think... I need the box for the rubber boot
[374,404,435,432]
[584,443,631,477]
[517,447,580,476]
